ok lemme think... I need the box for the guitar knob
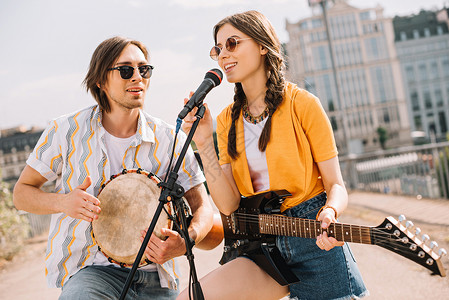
[415,227,421,236]
[430,241,438,250]
[439,249,447,257]
[223,246,231,252]
[406,221,414,229]
[422,234,430,243]
[398,215,406,222]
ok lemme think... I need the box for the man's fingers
[77,176,92,191]
[161,228,180,238]
[84,200,101,214]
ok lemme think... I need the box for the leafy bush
[0,179,30,261]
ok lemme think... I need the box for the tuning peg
[430,241,438,250]
[439,249,447,257]
[406,221,414,229]
[422,234,430,243]
[415,228,422,236]
[398,215,406,222]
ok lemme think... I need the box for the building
[394,8,449,143]
[0,126,43,186]
[285,0,412,154]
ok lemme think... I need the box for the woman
[179,10,368,300]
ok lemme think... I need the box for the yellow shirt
[216,82,337,211]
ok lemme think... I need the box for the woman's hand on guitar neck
[316,208,344,251]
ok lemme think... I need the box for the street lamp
[308,0,350,155]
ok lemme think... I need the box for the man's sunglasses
[108,65,154,79]
[210,37,252,61]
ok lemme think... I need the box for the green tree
[0,173,30,260]
[436,147,449,199]
[377,127,388,150]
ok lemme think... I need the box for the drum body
[92,169,172,267]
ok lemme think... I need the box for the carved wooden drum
[92,169,172,267]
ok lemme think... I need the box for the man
[13,36,213,299]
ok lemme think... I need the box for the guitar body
[219,190,300,286]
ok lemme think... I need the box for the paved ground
[1,191,448,299]
[348,191,449,227]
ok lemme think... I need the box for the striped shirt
[27,105,205,289]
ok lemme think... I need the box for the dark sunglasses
[210,37,252,61]
[107,65,154,79]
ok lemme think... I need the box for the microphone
[178,69,223,120]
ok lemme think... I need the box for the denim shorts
[59,265,179,300]
[277,193,368,300]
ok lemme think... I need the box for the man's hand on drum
[61,176,101,222]
[140,228,187,264]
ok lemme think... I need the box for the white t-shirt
[92,130,157,271]
[243,118,270,192]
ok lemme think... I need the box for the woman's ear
[260,45,268,55]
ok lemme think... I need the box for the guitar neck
[259,214,373,245]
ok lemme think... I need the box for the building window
[414,116,422,130]
[330,116,338,131]
[317,46,328,70]
[424,28,431,37]
[360,10,375,21]
[439,112,448,133]
[418,64,427,81]
[424,90,432,109]
[435,89,443,107]
[437,26,443,35]
[311,18,322,29]
[411,91,419,111]
[413,30,420,39]
[400,31,407,41]
[405,65,415,82]
[430,62,439,79]
[442,58,449,77]
[383,108,390,123]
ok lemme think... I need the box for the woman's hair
[213,10,285,159]
[83,36,149,112]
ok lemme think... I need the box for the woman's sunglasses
[108,65,154,79]
[210,37,252,61]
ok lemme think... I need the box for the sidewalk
[348,191,449,227]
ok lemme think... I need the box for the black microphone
[178,69,223,120]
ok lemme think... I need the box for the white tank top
[243,118,270,193]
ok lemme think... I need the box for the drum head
[92,171,171,266]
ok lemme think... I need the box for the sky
[0,0,447,130]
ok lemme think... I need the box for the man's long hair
[83,36,149,112]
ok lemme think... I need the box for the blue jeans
[277,193,368,300]
[59,265,179,300]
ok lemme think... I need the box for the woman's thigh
[177,257,289,300]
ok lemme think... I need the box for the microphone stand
[119,105,206,300]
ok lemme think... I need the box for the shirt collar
[92,105,155,144]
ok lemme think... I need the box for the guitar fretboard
[258,214,372,244]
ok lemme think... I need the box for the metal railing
[21,212,51,238]
[340,141,449,199]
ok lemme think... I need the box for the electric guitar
[219,190,447,286]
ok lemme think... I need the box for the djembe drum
[92,169,173,267]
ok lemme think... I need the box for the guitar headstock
[373,215,446,277]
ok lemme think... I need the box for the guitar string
[232,214,432,258]
[226,213,441,272]
[231,213,435,255]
